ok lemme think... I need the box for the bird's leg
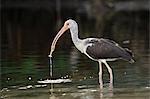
[103,61,113,88]
[98,61,103,89]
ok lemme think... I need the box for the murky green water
[1,37,150,99]
[1,7,150,99]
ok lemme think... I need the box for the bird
[49,19,134,89]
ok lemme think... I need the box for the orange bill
[49,25,69,57]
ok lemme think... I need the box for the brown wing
[86,38,133,61]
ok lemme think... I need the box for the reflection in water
[49,57,53,77]
[49,84,55,99]
[49,94,59,99]
[47,81,114,99]
[99,83,114,99]
[49,56,54,97]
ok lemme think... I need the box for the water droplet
[66,75,69,78]
[83,77,87,80]
[64,76,67,79]
[90,76,93,78]
[28,77,32,80]
[7,77,10,80]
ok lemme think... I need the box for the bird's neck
[70,26,82,44]
[69,25,85,53]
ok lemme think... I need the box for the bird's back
[85,38,134,62]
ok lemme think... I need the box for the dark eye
[66,23,69,26]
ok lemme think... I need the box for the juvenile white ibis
[49,19,134,89]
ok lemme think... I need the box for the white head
[64,19,78,29]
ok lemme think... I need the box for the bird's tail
[129,58,135,63]
[124,48,134,57]
[124,48,135,63]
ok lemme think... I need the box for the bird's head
[64,19,77,29]
[49,19,77,57]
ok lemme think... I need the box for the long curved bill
[49,25,69,57]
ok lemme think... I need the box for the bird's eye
[66,23,69,26]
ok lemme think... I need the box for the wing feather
[86,38,133,61]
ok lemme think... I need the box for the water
[1,40,150,99]
[1,8,150,98]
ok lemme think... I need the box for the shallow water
[1,42,150,98]
[1,8,150,99]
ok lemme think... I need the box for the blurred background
[1,0,150,98]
